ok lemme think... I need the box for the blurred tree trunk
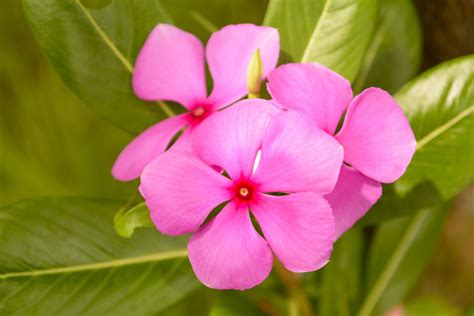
[414,0,474,70]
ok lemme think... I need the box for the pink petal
[170,127,192,152]
[252,111,343,194]
[206,24,279,108]
[191,99,278,180]
[267,63,353,135]
[112,114,189,181]
[140,150,231,236]
[251,193,335,272]
[325,165,382,239]
[132,24,207,108]
[335,88,417,183]
[188,201,273,290]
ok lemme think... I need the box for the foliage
[0,0,471,314]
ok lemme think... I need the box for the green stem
[356,210,429,316]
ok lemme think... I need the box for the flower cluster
[113,24,416,290]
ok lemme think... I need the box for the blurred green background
[0,0,472,314]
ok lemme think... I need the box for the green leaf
[358,182,442,226]
[394,56,474,199]
[159,288,212,316]
[210,293,266,316]
[319,229,364,316]
[405,296,461,316]
[264,0,378,81]
[22,0,172,135]
[354,0,422,93]
[162,0,268,42]
[0,1,134,205]
[114,202,154,238]
[0,197,201,315]
[357,204,449,316]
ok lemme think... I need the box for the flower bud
[247,49,263,98]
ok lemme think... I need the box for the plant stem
[356,210,429,316]
[274,260,314,316]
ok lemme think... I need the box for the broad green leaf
[0,0,133,205]
[114,202,154,238]
[357,204,449,316]
[0,197,201,315]
[264,0,378,81]
[358,182,442,226]
[319,229,364,316]
[395,56,474,199]
[354,0,422,93]
[22,0,172,135]
[162,0,268,42]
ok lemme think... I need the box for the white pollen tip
[240,188,249,197]
[193,107,205,117]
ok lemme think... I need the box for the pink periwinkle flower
[140,99,344,290]
[112,24,279,181]
[267,63,417,238]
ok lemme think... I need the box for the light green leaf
[357,204,449,316]
[0,197,201,315]
[395,56,474,199]
[354,0,422,93]
[114,202,154,238]
[264,0,378,81]
[22,0,172,135]
[405,296,461,316]
[319,229,364,316]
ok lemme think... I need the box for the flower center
[239,187,249,197]
[192,107,205,117]
[232,179,257,202]
[189,104,212,126]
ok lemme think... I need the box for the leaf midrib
[75,0,133,73]
[0,249,188,280]
[415,104,474,150]
[300,0,332,62]
[74,0,175,117]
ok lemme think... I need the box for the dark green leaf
[354,0,422,93]
[210,293,266,316]
[0,197,201,315]
[22,0,172,134]
[0,1,134,205]
[319,229,365,316]
[162,0,268,42]
[114,202,154,238]
[264,0,378,81]
[159,288,212,316]
[358,182,442,226]
[357,204,449,316]
[395,56,474,199]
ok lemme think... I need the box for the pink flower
[140,99,344,290]
[267,63,417,238]
[112,24,280,181]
